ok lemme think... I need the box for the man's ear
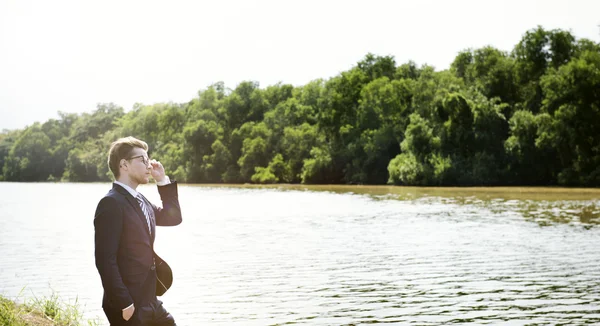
[120,159,128,169]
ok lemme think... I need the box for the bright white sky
[0,0,598,130]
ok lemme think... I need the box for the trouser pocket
[136,304,154,324]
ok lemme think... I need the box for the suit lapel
[113,183,152,238]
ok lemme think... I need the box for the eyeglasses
[127,155,150,166]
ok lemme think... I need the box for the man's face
[123,147,151,185]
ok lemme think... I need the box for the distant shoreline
[1,180,599,190]
[1,181,599,202]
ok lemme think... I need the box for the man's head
[108,137,151,185]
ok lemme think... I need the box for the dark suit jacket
[94,182,182,322]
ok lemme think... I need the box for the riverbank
[180,183,600,201]
[0,292,99,326]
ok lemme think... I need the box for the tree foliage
[1,27,598,186]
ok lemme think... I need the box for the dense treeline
[1,27,599,186]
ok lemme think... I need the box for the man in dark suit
[94,137,182,325]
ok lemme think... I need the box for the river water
[0,183,599,325]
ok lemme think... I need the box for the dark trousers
[103,299,175,325]
[132,299,175,326]
[103,269,176,325]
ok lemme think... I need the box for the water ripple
[0,183,599,325]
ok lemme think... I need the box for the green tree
[183,119,223,182]
[388,113,441,185]
[280,123,323,182]
[251,153,292,184]
[70,103,124,143]
[0,130,21,181]
[539,49,600,185]
[451,47,517,109]
[3,124,52,181]
[237,123,272,182]
[504,110,555,184]
[301,146,334,184]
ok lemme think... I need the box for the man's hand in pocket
[122,304,135,321]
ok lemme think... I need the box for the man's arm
[94,197,134,310]
[153,182,183,226]
[149,160,182,226]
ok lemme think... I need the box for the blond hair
[108,136,149,179]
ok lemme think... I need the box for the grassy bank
[0,291,100,326]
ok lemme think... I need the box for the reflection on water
[212,184,600,227]
[0,183,599,325]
